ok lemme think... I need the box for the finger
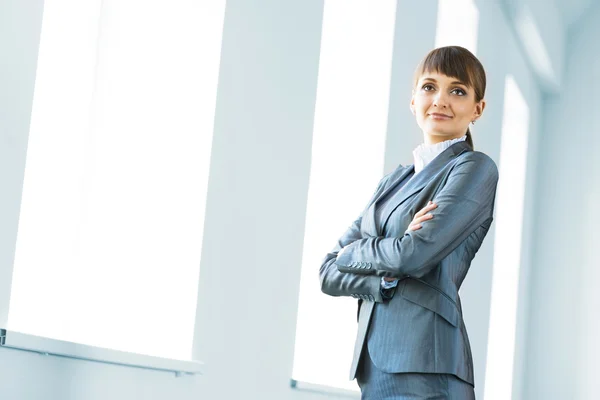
[414,203,432,217]
[424,201,437,210]
[413,213,434,224]
[411,211,433,225]
[407,223,422,231]
[417,201,437,215]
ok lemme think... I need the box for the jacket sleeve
[319,174,392,303]
[334,153,498,279]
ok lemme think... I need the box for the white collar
[412,135,467,175]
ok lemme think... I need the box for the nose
[433,91,449,108]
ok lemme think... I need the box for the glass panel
[9,0,226,360]
[292,0,396,390]
[484,74,530,399]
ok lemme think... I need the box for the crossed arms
[319,153,498,302]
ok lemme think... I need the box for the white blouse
[412,134,467,175]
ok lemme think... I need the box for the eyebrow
[421,77,467,86]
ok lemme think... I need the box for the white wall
[191,0,327,399]
[522,3,600,399]
[502,0,565,91]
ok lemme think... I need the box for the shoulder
[457,151,498,178]
[382,162,410,181]
[373,163,411,193]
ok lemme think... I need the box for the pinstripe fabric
[356,343,475,399]
[323,141,499,387]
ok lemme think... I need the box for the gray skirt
[356,345,475,400]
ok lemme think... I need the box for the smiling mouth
[429,113,452,120]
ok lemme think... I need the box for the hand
[382,202,437,283]
[407,201,437,231]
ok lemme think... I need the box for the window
[8,0,226,360]
[435,0,479,53]
[484,75,530,399]
[292,0,396,391]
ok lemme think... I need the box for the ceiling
[554,0,596,31]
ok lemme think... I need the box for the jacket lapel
[361,166,414,237]
[375,166,415,207]
[377,140,472,235]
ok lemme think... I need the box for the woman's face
[410,71,485,144]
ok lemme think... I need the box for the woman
[319,46,498,399]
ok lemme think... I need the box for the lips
[429,113,452,120]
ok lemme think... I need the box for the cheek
[454,97,478,114]
[414,97,430,113]
[452,104,473,119]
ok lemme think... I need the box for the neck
[423,132,467,145]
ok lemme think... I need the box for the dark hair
[412,46,486,150]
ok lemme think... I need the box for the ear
[473,99,486,121]
[410,93,416,115]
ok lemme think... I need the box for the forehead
[418,72,468,86]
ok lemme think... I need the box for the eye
[422,84,435,91]
[452,88,467,96]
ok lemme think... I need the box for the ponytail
[466,129,474,150]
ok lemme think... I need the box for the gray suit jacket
[319,141,498,385]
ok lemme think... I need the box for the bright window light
[8,0,226,360]
[435,0,479,54]
[292,0,396,391]
[484,75,530,399]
